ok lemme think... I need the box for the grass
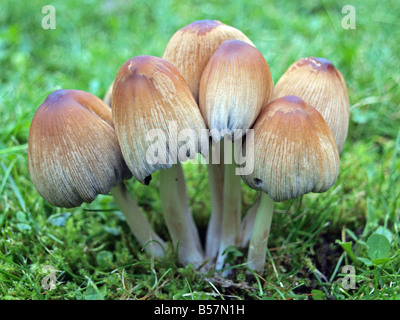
[1,0,400,300]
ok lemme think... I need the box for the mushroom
[163,20,255,262]
[241,95,340,273]
[199,39,273,268]
[28,89,166,257]
[272,57,350,154]
[162,20,254,103]
[111,55,207,267]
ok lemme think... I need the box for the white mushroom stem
[205,141,225,262]
[247,192,275,273]
[111,183,166,258]
[216,139,242,270]
[239,192,261,249]
[175,163,204,256]
[159,163,204,268]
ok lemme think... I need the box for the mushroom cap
[199,39,273,141]
[28,89,132,208]
[273,57,350,154]
[111,55,207,184]
[241,95,340,202]
[162,20,254,102]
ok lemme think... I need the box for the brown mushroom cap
[273,57,350,153]
[199,39,273,141]
[28,89,131,208]
[162,20,254,102]
[111,55,207,184]
[241,95,340,202]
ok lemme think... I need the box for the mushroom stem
[239,192,261,249]
[175,163,204,256]
[247,192,275,273]
[159,164,204,267]
[215,139,242,270]
[111,183,166,258]
[205,141,225,262]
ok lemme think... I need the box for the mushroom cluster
[28,20,349,275]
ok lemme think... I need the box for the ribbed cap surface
[112,55,207,184]
[199,39,273,141]
[28,89,131,208]
[273,57,349,153]
[163,20,254,102]
[241,95,340,202]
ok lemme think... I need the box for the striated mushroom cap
[273,57,350,154]
[28,89,132,208]
[112,55,207,184]
[241,95,340,202]
[162,20,254,102]
[199,39,273,141]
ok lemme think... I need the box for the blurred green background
[0,0,399,300]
